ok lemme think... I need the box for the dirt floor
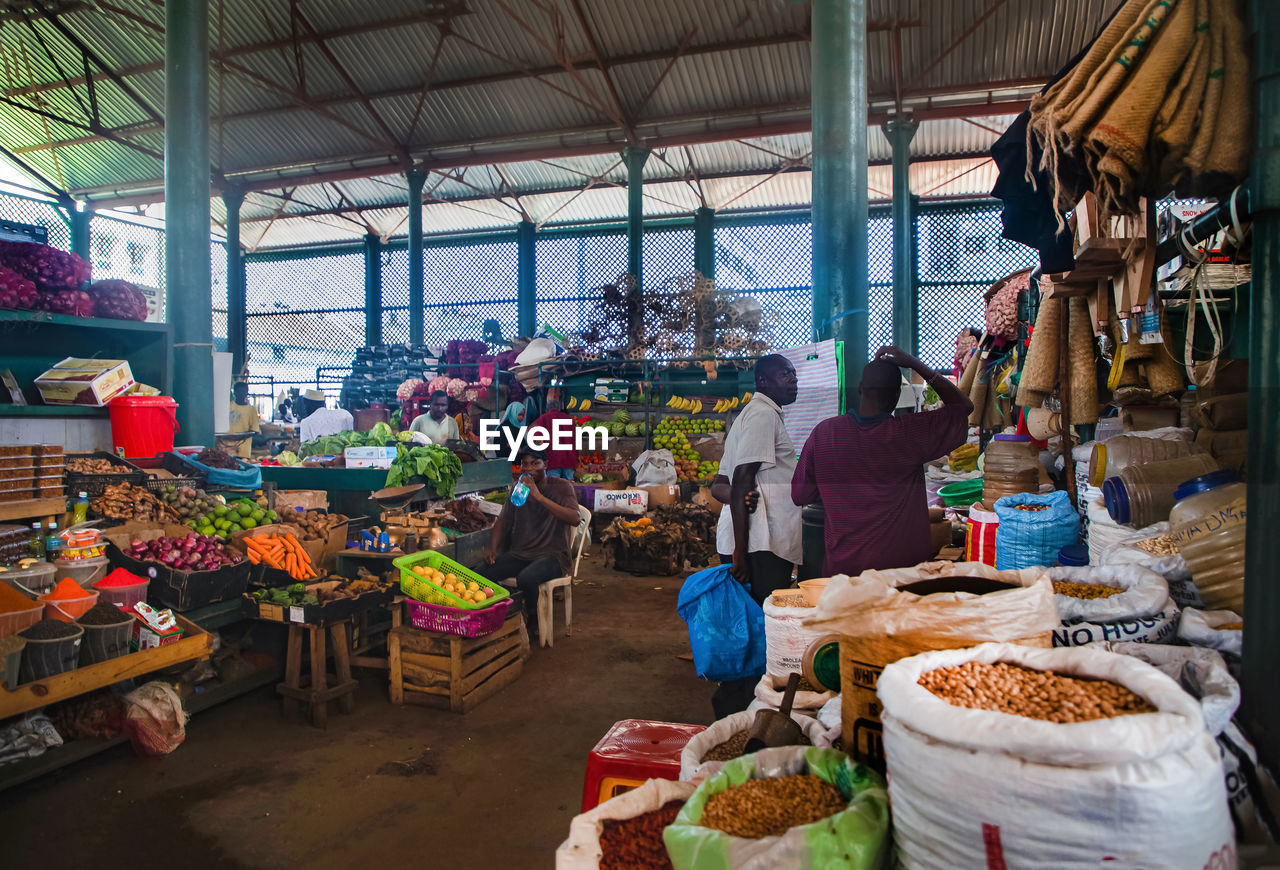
[0,552,714,868]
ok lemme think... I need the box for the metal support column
[812,0,869,387]
[517,220,536,337]
[165,0,213,443]
[406,168,427,347]
[363,232,382,347]
[885,117,918,354]
[222,186,247,378]
[1243,0,1280,769]
[694,206,716,281]
[623,146,650,347]
[66,199,92,262]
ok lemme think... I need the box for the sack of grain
[1086,497,1133,564]
[1100,521,1203,608]
[993,491,1079,570]
[805,560,1058,767]
[1178,608,1243,661]
[1049,564,1180,646]
[664,747,890,870]
[877,643,1234,869]
[679,709,831,782]
[748,673,836,717]
[556,778,697,870]
[762,593,828,679]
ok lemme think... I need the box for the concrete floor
[0,552,713,868]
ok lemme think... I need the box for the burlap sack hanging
[1068,298,1100,425]
[1152,0,1211,190]
[1187,0,1252,194]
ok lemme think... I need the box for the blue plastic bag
[676,564,766,682]
[994,491,1080,570]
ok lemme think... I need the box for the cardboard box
[640,484,680,507]
[593,488,648,515]
[273,489,328,513]
[35,358,135,406]
[343,446,397,469]
[130,602,184,650]
[693,486,724,516]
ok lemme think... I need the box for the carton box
[343,446,397,469]
[593,488,648,515]
[639,484,680,507]
[35,358,135,406]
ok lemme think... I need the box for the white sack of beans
[1178,609,1243,660]
[877,642,1234,870]
[762,596,827,679]
[557,777,697,870]
[1049,564,1179,647]
[678,709,829,783]
[748,673,835,716]
[1101,521,1204,609]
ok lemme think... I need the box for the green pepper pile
[385,443,463,498]
[252,583,318,606]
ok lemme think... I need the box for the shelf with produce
[0,309,169,333]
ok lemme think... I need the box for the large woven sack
[1049,564,1179,646]
[679,709,830,782]
[993,491,1079,570]
[878,643,1234,869]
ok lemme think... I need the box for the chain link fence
[0,190,69,249]
[536,229,626,340]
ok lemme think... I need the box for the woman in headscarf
[499,400,527,460]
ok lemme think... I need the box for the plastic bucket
[39,589,99,622]
[93,578,148,610]
[0,562,57,597]
[54,556,109,588]
[0,601,44,638]
[78,615,134,665]
[18,625,83,682]
[108,396,179,468]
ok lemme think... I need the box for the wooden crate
[388,610,528,713]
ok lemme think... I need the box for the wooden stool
[278,619,359,728]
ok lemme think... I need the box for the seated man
[486,449,582,605]
[408,391,459,444]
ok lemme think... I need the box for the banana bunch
[712,397,742,413]
[565,396,592,411]
[666,396,704,413]
[948,442,980,472]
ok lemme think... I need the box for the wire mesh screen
[90,213,165,319]
[536,230,627,340]
[212,241,227,351]
[244,251,365,396]
[713,221,812,349]
[382,247,410,344]
[0,191,69,249]
[916,201,1038,369]
[422,239,518,348]
[868,214,894,356]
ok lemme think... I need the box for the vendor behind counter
[299,389,354,443]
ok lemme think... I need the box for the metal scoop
[743,672,803,753]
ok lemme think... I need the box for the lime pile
[188,497,278,540]
[655,416,725,435]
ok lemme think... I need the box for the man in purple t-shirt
[792,346,973,577]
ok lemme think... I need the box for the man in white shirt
[408,391,460,444]
[298,389,354,443]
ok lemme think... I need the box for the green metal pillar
[406,168,426,347]
[623,146,649,347]
[222,186,246,378]
[1243,0,1280,769]
[165,0,213,444]
[885,117,918,355]
[66,200,92,262]
[812,0,869,387]
[517,220,536,337]
[363,232,382,347]
[694,206,716,281]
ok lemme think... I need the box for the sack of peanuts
[1100,521,1204,609]
[805,561,1059,765]
[748,673,836,717]
[1178,608,1243,662]
[664,746,891,870]
[1048,564,1180,647]
[762,592,827,679]
[876,643,1234,869]
[679,709,831,782]
[993,491,1079,570]
[557,778,697,870]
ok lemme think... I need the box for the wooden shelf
[0,497,65,523]
[0,614,212,720]
[0,404,108,417]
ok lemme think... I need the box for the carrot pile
[242,532,317,580]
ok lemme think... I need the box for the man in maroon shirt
[530,393,578,479]
[792,346,973,577]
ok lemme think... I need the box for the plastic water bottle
[28,523,45,560]
[45,521,61,560]
[510,475,531,507]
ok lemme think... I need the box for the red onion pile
[42,287,95,317]
[89,279,149,321]
[0,241,91,293]
[0,264,39,310]
[124,534,243,572]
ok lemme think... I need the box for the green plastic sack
[663,747,890,870]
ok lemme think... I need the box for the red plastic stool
[581,719,706,812]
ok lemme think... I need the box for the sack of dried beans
[557,777,696,870]
[993,491,1079,570]
[664,746,890,870]
[1049,564,1179,647]
[1100,521,1204,609]
[877,643,1234,869]
[678,709,830,783]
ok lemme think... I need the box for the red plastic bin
[109,396,179,468]
[580,719,706,812]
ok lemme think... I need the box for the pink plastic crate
[406,598,511,638]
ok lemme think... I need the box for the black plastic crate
[136,452,205,494]
[63,452,147,498]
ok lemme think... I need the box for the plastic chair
[538,505,591,648]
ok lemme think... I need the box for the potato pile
[92,482,178,522]
[66,457,126,475]
[918,661,1156,723]
[284,509,343,541]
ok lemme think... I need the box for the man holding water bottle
[486,448,582,606]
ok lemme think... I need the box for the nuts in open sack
[1052,581,1123,600]
[918,661,1155,723]
[598,800,684,870]
[699,774,847,838]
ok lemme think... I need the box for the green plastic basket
[393,550,511,610]
[938,478,984,507]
